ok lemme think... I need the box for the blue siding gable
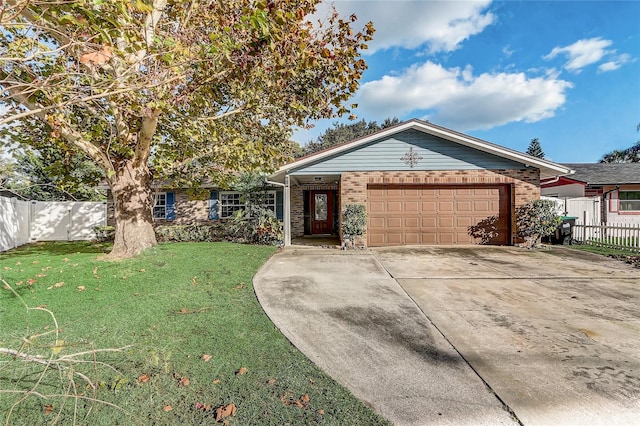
[291,129,526,175]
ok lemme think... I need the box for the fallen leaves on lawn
[51,339,64,355]
[194,402,211,411]
[46,282,64,290]
[61,258,69,262]
[215,403,237,422]
[175,307,209,315]
[233,282,246,289]
[317,409,325,415]
[35,273,47,278]
[235,367,248,376]
[44,404,54,415]
[267,378,276,385]
[173,373,190,387]
[77,286,86,291]
[201,354,212,362]
[27,278,37,285]
[2,283,9,290]
[213,379,221,384]
[138,374,150,383]
[192,276,198,286]
[280,393,311,409]
[163,405,172,412]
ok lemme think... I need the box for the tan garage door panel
[367,185,510,246]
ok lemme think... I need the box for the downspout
[266,175,291,246]
[601,185,620,224]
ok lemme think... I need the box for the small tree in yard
[516,199,562,248]
[342,204,366,249]
[228,172,282,245]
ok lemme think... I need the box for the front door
[310,191,333,234]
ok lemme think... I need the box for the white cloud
[354,61,573,130]
[502,45,516,58]
[543,37,613,72]
[597,53,632,73]
[315,0,495,54]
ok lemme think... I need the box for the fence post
[583,211,587,242]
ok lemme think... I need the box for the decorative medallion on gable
[401,147,423,168]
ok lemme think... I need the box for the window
[620,191,640,211]
[152,192,175,220]
[153,193,167,219]
[220,192,243,218]
[219,191,276,219]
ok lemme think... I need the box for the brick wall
[290,182,339,237]
[339,169,540,246]
[106,189,212,226]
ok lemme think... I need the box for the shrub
[93,226,115,242]
[342,204,367,248]
[516,199,563,248]
[155,224,233,242]
[228,205,283,246]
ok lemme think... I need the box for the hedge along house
[269,119,573,247]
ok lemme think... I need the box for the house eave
[269,119,574,181]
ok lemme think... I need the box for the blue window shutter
[166,192,176,220]
[209,190,219,220]
[276,190,283,220]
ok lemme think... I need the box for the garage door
[367,185,510,246]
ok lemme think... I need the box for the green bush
[93,225,115,242]
[342,204,367,248]
[155,224,233,242]
[228,205,283,246]
[516,199,562,248]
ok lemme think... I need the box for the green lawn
[0,242,389,425]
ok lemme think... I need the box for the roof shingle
[563,163,640,185]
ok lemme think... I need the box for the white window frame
[619,191,640,212]
[153,192,167,219]
[219,191,276,219]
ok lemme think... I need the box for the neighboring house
[269,119,572,247]
[541,163,640,225]
[105,184,283,225]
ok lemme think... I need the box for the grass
[0,242,390,425]
[567,242,639,257]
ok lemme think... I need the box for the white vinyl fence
[0,197,31,252]
[542,196,601,223]
[0,196,106,252]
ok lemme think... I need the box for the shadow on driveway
[254,248,516,426]
[372,245,640,426]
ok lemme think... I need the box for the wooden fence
[573,220,640,251]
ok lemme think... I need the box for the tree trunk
[107,159,157,259]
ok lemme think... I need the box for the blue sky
[295,0,640,163]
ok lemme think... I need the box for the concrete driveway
[372,246,640,425]
[254,246,640,425]
[254,248,516,426]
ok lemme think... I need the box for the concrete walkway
[253,248,516,425]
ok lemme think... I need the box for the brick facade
[336,169,540,246]
[290,182,339,237]
[106,189,212,226]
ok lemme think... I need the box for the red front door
[310,191,333,234]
